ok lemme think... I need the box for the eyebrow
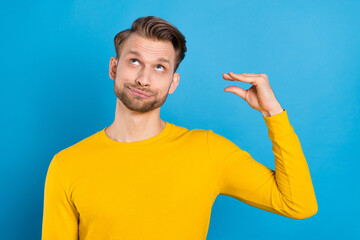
[127,50,171,64]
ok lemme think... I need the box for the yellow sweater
[42,109,317,240]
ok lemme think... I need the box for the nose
[136,66,151,87]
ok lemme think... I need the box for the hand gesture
[223,72,284,117]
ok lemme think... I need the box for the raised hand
[223,72,284,117]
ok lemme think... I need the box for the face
[109,33,180,113]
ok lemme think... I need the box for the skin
[223,72,283,117]
[105,32,283,143]
[105,33,180,142]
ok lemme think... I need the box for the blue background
[1,0,359,239]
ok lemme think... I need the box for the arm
[218,72,318,219]
[210,109,318,219]
[42,155,79,239]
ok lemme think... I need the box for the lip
[129,87,153,98]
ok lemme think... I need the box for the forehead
[121,33,176,63]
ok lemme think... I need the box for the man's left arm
[217,72,318,219]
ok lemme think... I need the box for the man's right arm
[42,155,79,240]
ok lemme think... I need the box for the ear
[109,56,118,80]
[168,73,180,94]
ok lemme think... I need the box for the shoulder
[53,128,103,165]
[167,123,238,149]
[169,122,211,139]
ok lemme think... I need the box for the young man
[42,16,318,239]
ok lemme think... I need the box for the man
[42,16,318,240]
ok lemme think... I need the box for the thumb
[224,86,247,100]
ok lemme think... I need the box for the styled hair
[113,16,187,72]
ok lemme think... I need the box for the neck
[105,99,166,143]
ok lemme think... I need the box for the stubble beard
[114,82,170,113]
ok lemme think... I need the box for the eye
[130,59,140,65]
[155,65,165,72]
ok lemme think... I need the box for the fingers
[224,86,247,100]
[223,72,267,85]
[223,73,236,81]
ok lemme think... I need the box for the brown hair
[113,16,187,72]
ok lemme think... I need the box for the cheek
[115,66,136,82]
[158,78,173,93]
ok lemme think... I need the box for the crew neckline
[98,121,172,147]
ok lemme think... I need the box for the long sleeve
[42,154,79,239]
[209,109,318,219]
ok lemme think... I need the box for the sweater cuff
[262,109,294,138]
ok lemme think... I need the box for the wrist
[262,105,284,117]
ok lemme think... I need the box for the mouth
[128,87,153,98]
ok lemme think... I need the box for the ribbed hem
[263,109,294,138]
